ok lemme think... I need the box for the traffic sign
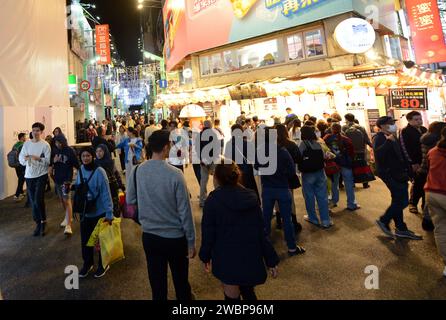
[80,80,91,92]
[159,79,168,89]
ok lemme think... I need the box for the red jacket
[425,146,446,196]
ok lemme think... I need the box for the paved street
[1,167,445,300]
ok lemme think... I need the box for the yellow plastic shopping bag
[86,218,105,247]
[98,218,125,269]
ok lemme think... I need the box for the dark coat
[199,186,279,286]
[373,132,410,182]
[400,124,427,165]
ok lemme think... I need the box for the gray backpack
[345,125,365,153]
[7,146,20,168]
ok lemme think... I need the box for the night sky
[92,0,142,66]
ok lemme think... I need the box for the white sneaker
[60,218,68,228]
[64,225,73,235]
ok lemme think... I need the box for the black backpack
[298,141,325,173]
[73,168,98,219]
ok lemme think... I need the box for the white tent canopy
[179,104,206,118]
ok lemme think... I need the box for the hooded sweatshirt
[51,135,79,184]
[199,185,279,286]
[425,146,446,196]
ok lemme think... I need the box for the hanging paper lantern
[292,86,305,96]
[341,82,353,91]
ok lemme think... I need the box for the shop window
[210,53,224,74]
[224,50,240,72]
[287,34,304,60]
[304,29,324,58]
[237,39,284,69]
[200,56,211,76]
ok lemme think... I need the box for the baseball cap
[376,116,397,128]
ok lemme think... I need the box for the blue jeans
[26,174,48,224]
[262,187,296,250]
[331,167,357,209]
[301,170,331,225]
[381,177,409,231]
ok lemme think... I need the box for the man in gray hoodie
[126,130,196,300]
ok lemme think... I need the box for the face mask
[388,124,397,133]
[316,131,321,138]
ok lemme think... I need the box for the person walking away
[49,135,79,235]
[255,128,305,256]
[199,161,279,300]
[425,128,446,277]
[144,119,159,146]
[298,126,333,228]
[116,125,127,172]
[419,122,446,231]
[214,119,225,153]
[95,144,125,218]
[324,123,360,211]
[19,123,52,236]
[276,124,303,233]
[74,147,114,278]
[399,111,428,214]
[126,131,196,300]
[373,116,423,240]
[198,120,220,207]
[224,124,259,199]
[243,118,255,142]
[116,127,143,184]
[168,122,189,172]
[289,119,302,145]
[11,133,27,201]
[342,113,373,188]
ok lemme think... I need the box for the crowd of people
[8,108,446,299]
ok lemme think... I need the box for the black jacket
[199,186,279,286]
[400,124,427,165]
[373,132,410,182]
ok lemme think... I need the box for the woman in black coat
[224,124,259,199]
[199,160,279,301]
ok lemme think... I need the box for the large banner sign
[406,0,446,64]
[163,0,352,70]
[96,24,111,65]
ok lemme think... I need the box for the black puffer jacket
[419,132,441,174]
[199,186,279,286]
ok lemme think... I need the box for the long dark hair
[214,160,241,187]
[438,127,446,149]
[276,124,290,147]
[428,121,446,136]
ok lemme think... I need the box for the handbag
[123,165,140,224]
[324,159,341,176]
[288,173,301,189]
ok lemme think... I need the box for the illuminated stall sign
[344,67,396,80]
[390,88,428,110]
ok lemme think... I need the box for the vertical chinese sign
[95,24,111,65]
[406,0,446,64]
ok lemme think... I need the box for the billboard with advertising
[163,0,357,70]
[406,0,446,64]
